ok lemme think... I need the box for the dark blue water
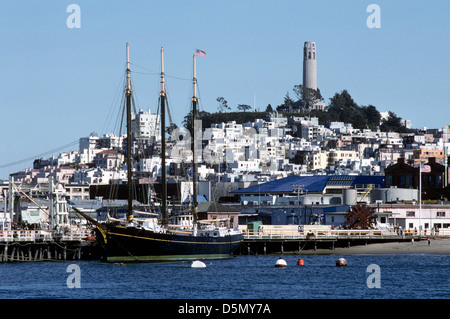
[0,254,448,299]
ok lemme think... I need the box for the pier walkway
[0,229,92,242]
[238,226,450,255]
[0,229,99,262]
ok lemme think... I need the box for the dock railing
[0,228,93,243]
[242,226,450,240]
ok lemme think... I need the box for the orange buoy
[298,259,304,266]
[275,257,287,267]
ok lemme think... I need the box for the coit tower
[303,41,317,90]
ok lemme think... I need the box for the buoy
[191,260,206,268]
[336,258,347,267]
[275,257,287,267]
[298,259,304,266]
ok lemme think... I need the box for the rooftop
[232,175,385,195]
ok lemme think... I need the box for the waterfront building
[375,202,450,234]
[232,175,385,207]
[385,157,449,200]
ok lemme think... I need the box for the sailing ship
[73,43,243,262]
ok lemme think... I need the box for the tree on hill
[293,84,323,110]
[182,88,410,136]
[327,90,372,129]
[380,111,411,133]
[362,105,381,130]
[182,110,211,134]
[237,104,252,112]
[182,110,269,133]
[276,92,295,112]
[216,97,230,112]
[265,104,274,112]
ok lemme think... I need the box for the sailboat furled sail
[88,43,243,263]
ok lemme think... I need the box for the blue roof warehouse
[230,175,415,227]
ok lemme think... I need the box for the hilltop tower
[303,41,317,90]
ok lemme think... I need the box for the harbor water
[0,254,448,299]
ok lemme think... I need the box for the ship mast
[125,42,134,220]
[191,52,199,225]
[160,47,168,225]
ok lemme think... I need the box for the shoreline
[296,238,450,255]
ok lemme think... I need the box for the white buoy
[275,257,287,267]
[336,258,347,267]
[191,260,206,268]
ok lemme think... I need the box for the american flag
[194,49,206,57]
[420,164,431,173]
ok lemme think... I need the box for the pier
[236,225,449,255]
[0,229,99,262]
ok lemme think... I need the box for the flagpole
[193,53,197,99]
[419,161,422,235]
[442,125,448,189]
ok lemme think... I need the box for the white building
[94,150,124,170]
[73,168,127,185]
[378,203,450,235]
[132,109,160,141]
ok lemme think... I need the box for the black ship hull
[95,225,243,263]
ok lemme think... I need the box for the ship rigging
[72,43,243,262]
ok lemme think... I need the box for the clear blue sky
[1,0,449,179]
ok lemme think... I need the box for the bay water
[0,254,448,300]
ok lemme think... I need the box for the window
[436,175,443,187]
[405,175,412,187]
[399,175,405,187]
[406,211,415,217]
[385,175,392,187]
[437,211,446,217]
